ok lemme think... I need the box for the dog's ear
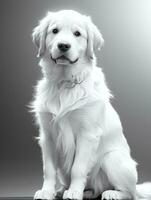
[32,12,53,58]
[86,17,104,59]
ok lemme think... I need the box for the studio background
[0,0,151,197]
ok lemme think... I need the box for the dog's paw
[63,188,83,200]
[34,189,56,200]
[102,190,131,200]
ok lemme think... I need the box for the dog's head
[32,10,104,66]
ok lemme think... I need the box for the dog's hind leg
[101,151,138,200]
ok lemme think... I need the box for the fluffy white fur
[30,10,151,200]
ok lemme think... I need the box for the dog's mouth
[51,55,78,65]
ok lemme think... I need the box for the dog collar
[57,79,85,89]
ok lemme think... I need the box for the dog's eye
[74,31,81,37]
[52,28,59,34]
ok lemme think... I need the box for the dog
[30,10,151,200]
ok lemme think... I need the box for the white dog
[30,10,151,200]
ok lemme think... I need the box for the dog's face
[46,11,88,65]
[33,10,104,67]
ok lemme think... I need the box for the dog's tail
[136,182,151,199]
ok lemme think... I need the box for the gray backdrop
[0,0,151,197]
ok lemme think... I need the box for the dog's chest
[43,82,88,116]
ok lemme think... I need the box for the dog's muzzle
[51,55,79,65]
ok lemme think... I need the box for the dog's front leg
[63,130,101,200]
[34,112,57,200]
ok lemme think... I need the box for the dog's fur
[30,10,151,200]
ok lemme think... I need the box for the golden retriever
[31,10,151,200]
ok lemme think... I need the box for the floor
[0,198,102,200]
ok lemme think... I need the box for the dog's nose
[58,43,71,52]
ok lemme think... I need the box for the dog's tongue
[56,55,70,65]
[56,59,69,65]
